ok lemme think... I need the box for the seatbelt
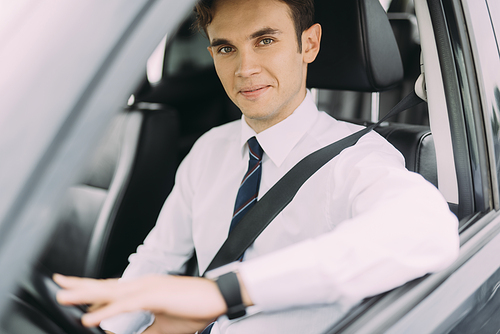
[203,90,424,275]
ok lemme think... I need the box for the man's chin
[241,109,273,122]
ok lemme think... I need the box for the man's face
[206,0,319,133]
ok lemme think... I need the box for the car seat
[307,0,438,188]
[40,104,179,278]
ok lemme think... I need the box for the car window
[485,0,500,190]
[462,0,500,210]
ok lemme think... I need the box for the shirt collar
[240,90,319,167]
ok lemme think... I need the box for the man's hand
[54,274,227,334]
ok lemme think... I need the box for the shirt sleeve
[219,136,460,312]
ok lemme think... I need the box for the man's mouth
[239,85,271,99]
[241,86,266,92]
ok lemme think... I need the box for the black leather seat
[375,124,437,187]
[40,105,179,278]
[307,0,437,187]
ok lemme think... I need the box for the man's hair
[194,0,315,52]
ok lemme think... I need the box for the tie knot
[247,137,263,161]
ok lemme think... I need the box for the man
[56,0,459,333]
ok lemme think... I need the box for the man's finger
[80,298,139,327]
[55,276,118,305]
[53,274,91,288]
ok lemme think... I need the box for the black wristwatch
[215,272,247,320]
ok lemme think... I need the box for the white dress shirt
[101,91,459,334]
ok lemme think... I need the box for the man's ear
[207,46,214,59]
[302,23,321,64]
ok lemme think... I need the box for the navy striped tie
[229,137,263,234]
[200,322,214,334]
[199,138,263,334]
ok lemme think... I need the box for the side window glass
[464,0,500,198]
[485,0,500,190]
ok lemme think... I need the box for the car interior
[38,0,440,281]
[0,0,465,333]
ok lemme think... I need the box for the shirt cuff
[100,311,154,334]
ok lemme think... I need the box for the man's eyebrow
[250,27,282,40]
[209,38,231,48]
[209,28,282,48]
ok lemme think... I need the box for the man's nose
[235,50,261,77]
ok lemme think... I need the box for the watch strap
[215,272,246,320]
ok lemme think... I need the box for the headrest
[307,0,404,92]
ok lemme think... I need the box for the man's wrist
[214,271,254,320]
[205,263,254,318]
[214,272,246,319]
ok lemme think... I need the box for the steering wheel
[15,265,106,334]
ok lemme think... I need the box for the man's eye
[219,46,233,54]
[260,38,273,45]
